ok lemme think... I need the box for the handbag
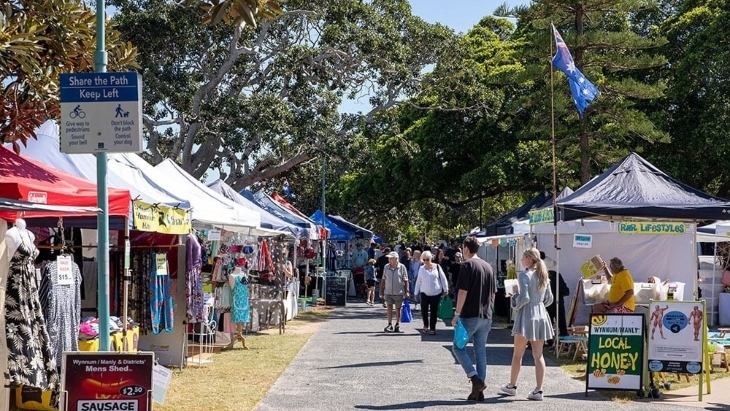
[723,269,730,287]
[437,295,454,319]
[454,318,468,349]
[401,298,413,323]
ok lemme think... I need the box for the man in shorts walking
[379,252,410,332]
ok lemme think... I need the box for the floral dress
[230,274,250,324]
[4,241,59,394]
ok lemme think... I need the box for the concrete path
[256,301,729,411]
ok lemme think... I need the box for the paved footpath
[256,301,729,411]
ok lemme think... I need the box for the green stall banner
[587,313,644,392]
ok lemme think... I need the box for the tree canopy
[0,0,136,152]
[110,0,457,190]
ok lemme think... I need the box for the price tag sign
[56,255,74,285]
[207,230,221,241]
[124,239,131,270]
[155,253,168,276]
[152,364,173,405]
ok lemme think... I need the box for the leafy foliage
[0,0,137,152]
[111,0,456,195]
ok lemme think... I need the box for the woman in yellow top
[593,257,635,313]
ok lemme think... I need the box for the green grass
[155,307,332,411]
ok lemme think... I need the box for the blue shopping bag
[454,318,468,349]
[401,298,413,323]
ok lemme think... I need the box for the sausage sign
[61,352,154,411]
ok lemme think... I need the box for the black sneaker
[394,324,400,333]
[384,324,394,332]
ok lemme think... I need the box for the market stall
[537,153,730,327]
[0,196,107,411]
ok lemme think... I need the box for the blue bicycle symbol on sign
[69,105,86,119]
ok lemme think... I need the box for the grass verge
[156,307,332,411]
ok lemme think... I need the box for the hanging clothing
[149,252,174,334]
[4,241,59,395]
[128,251,152,333]
[39,258,82,371]
[230,274,250,324]
[186,265,205,323]
[186,233,202,271]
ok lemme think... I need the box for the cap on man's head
[387,252,399,259]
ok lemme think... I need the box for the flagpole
[549,23,562,344]
[550,24,557,251]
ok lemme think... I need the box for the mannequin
[229,267,248,349]
[4,217,59,396]
[5,218,38,259]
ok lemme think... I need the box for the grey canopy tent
[558,153,730,222]
[552,152,730,328]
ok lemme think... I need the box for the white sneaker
[499,384,517,396]
[527,389,543,401]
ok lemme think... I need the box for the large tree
[110,0,456,190]
[507,0,670,185]
[0,0,137,152]
[327,16,530,237]
[645,0,730,198]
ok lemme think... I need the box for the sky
[408,0,528,33]
[342,0,529,113]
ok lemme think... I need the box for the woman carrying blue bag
[414,250,449,335]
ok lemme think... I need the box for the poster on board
[647,300,705,374]
[587,313,644,391]
[61,351,154,411]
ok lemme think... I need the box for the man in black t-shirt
[451,236,496,402]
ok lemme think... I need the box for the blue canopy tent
[310,210,353,241]
[326,215,374,239]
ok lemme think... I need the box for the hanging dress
[230,274,250,324]
[4,240,60,394]
[186,234,205,323]
[39,258,82,371]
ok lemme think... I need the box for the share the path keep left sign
[59,72,142,154]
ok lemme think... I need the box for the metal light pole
[321,156,326,273]
[95,0,111,351]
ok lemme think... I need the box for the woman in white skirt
[499,247,554,401]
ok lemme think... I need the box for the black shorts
[366,280,376,287]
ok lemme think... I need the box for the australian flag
[552,24,599,117]
[282,179,296,200]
